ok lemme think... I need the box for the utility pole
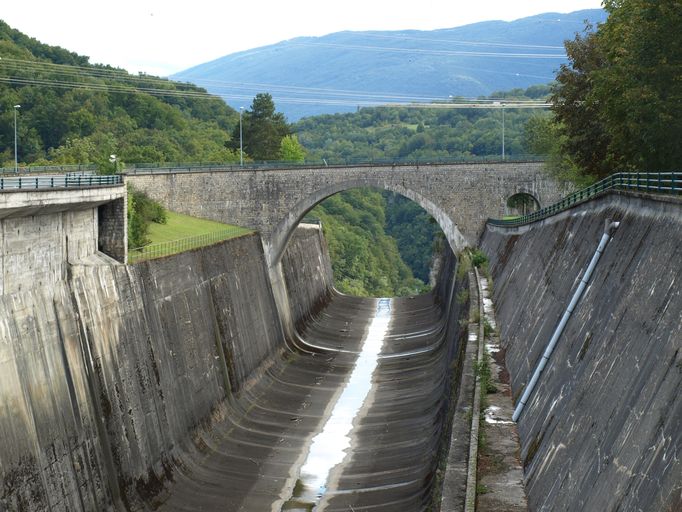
[239,107,244,166]
[502,104,505,160]
[13,104,20,173]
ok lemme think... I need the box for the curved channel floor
[152,290,457,511]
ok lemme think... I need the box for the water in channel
[281,298,392,511]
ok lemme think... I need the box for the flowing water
[282,298,392,511]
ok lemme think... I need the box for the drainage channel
[153,291,457,512]
[281,298,391,510]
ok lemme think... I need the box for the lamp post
[109,154,118,173]
[493,101,505,160]
[239,106,244,166]
[13,104,20,173]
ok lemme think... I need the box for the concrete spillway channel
[152,290,461,511]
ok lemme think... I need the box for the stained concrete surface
[0,226,470,511]
[482,192,682,511]
[477,277,528,512]
[153,285,466,511]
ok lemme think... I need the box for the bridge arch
[265,178,467,268]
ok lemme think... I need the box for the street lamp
[13,104,20,173]
[109,154,118,173]
[493,101,505,160]
[239,107,244,166]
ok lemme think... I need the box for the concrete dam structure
[482,191,681,511]
[0,170,680,511]
[0,222,469,511]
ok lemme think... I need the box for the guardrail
[124,155,546,174]
[488,172,682,227]
[0,164,99,175]
[128,227,252,263]
[0,174,122,191]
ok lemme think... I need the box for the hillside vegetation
[293,85,551,162]
[0,20,240,169]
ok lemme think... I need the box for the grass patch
[147,211,251,244]
[130,211,252,263]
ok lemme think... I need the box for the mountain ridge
[173,9,607,120]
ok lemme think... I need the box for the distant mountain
[173,9,607,121]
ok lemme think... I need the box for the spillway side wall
[0,229,332,511]
[281,225,334,331]
[480,192,682,512]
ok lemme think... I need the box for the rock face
[481,191,682,512]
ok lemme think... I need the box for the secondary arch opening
[506,192,540,217]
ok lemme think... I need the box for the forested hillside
[293,85,552,162]
[0,20,240,168]
[311,189,439,297]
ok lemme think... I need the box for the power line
[0,57,552,109]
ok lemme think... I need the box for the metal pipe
[512,220,620,422]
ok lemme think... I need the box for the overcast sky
[2,1,603,76]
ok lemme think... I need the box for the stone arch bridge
[126,161,568,268]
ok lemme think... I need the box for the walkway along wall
[481,192,682,511]
[0,230,331,510]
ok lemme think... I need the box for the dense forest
[527,1,682,183]
[0,20,240,169]
[293,85,551,163]
[310,189,442,297]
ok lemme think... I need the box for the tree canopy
[0,21,241,168]
[228,93,292,161]
[293,85,551,163]
[551,0,682,180]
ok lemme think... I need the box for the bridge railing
[128,227,252,263]
[487,172,682,227]
[0,174,122,191]
[0,164,99,175]
[123,155,546,174]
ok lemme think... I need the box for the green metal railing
[128,227,252,263]
[0,164,99,175]
[488,172,682,227]
[0,174,122,191]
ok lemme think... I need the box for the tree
[551,1,682,179]
[593,0,682,171]
[230,93,291,161]
[552,28,612,180]
[280,134,306,162]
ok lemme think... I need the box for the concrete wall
[280,224,334,331]
[0,229,332,511]
[0,209,101,295]
[0,184,127,294]
[481,192,682,512]
[127,163,570,267]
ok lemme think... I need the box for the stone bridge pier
[127,161,568,268]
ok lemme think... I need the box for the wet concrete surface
[152,290,460,511]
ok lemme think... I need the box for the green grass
[147,211,251,243]
[130,211,252,263]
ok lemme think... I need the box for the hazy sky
[2,1,603,76]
